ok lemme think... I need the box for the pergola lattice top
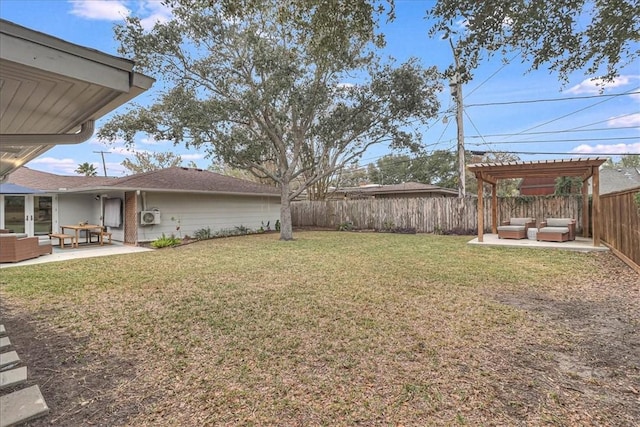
[467,157,608,246]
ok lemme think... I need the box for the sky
[1,0,639,177]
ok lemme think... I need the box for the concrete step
[0,366,27,390]
[0,337,10,350]
[0,352,20,370]
[0,385,49,427]
[0,325,6,336]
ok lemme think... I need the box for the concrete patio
[468,234,610,252]
[0,241,153,269]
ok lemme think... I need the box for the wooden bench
[89,228,112,245]
[48,233,75,249]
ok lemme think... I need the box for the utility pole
[93,151,111,177]
[449,40,465,198]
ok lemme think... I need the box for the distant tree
[466,152,521,196]
[334,162,370,188]
[619,154,640,168]
[368,154,412,185]
[428,0,640,84]
[365,151,459,188]
[75,162,98,176]
[121,151,183,174]
[99,1,442,240]
[412,150,458,188]
[601,155,640,169]
[554,176,583,195]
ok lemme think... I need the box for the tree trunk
[279,180,294,241]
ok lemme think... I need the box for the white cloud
[138,1,172,30]
[181,153,205,161]
[28,157,79,175]
[571,143,640,154]
[69,0,130,21]
[139,136,170,146]
[607,113,640,127]
[566,75,638,95]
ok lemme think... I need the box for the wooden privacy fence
[600,187,640,271]
[291,196,586,233]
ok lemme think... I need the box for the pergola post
[592,166,601,246]
[491,183,498,234]
[582,179,589,238]
[477,174,484,242]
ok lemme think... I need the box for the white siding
[137,192,280,242]
[57,194,102,229]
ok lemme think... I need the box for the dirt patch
[1,305,156,427]
[491,253,640,425]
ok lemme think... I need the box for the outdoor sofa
[537,218,576,242]
[0,232,52,263]
[497,217,536,240]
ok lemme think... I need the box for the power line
[502,86,640,139]
[468,136,640,145]
[481,151,640,156]
[465,126,639,139]
[465,90,640,107]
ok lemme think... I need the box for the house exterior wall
[136,192,281,242]
[57,193,102,229]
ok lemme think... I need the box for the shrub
[275,220,281,232]
[338,221,355,231]
[151,233,181,248]
[193,227,213,240]
[378,226,416,234]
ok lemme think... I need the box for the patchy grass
[1,232,638,426]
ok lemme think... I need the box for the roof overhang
[467,158,608,185]
[0,19,154,180]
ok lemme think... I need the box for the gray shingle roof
[6,167,115,191]
[6,167,280,197]
[599,167,640,194]
[337,182,457,196]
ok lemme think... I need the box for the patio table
[60,224,104,248]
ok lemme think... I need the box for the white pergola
[0,19,154,180]
[468,158,608,247]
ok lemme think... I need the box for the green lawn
[1,232,638,426]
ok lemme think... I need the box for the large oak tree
[98,0,442,240]
[428,0,640,83]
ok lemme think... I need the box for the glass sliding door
[3,195,25,233]
[34,196,53,235]
[1,195,53,235]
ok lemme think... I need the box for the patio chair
[0,233,52,263]
[497,217,536,240]
[89,226,112,245]
[537,218,576,242]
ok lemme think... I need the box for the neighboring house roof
[599,167,640,194]
[0,19,154,180]
[333,182,458,198]
[6,166,280,197]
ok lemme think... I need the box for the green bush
[151,233,182,248]
[338,221,355,231]
[193,227,213,240]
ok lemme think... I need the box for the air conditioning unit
[140,210,161,225]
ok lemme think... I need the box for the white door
[1,195,54,236]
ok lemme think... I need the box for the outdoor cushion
[508,218,533,226]
[546,218,573,227]
[498,225,526,231]
[539,226,570,234]
[0,233,28,239]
